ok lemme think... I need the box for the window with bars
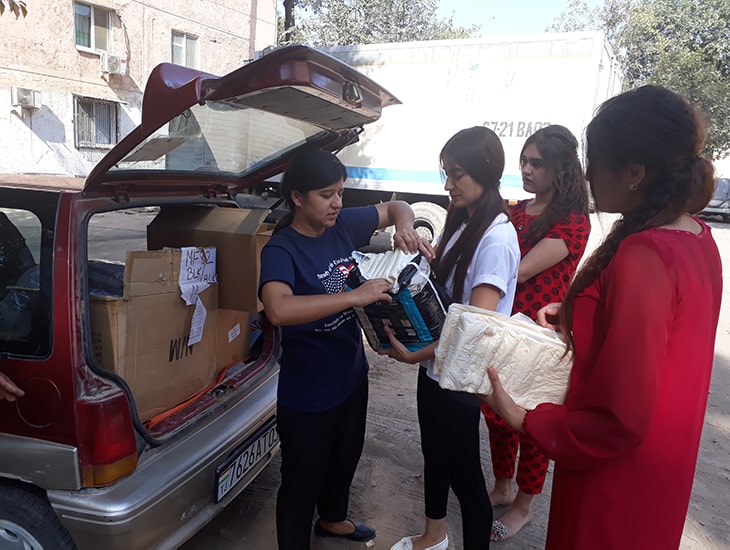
[74,2,110,52]
[171,31,200,68]
[74,96,119,149]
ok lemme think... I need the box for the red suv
[0,45,397,549]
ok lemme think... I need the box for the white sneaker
[390,534,449,550]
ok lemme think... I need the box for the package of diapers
[346,249,450,352]
[433,303,572,409]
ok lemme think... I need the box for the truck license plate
[215,420,279,502]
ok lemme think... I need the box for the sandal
[390,534,449,550]
[490,510,532,542]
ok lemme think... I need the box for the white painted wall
[0,0,277,176]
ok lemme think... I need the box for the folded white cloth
[434,303,572,409]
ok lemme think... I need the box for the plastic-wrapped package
[434,303,573,409]
[0,260,126,340]
[0,212,36,300]
[347,249,450,352]
[88,260,126,297]
[0,265,39,337]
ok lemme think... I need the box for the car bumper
[48,369,279,550]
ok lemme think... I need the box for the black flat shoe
[314,520,376,542]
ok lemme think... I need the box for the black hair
[275,148,347,231]
[519,125,589,244]
[560,85,716,351]
[430,126,508,302]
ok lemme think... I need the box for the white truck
[322,31,624,240]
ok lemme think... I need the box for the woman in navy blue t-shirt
[259,149,433,550]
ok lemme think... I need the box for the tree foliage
[0,0,27,17]
[279,0,478,47]
[548,0,631,44]
[550,0,730,160]
[282,0,301,44]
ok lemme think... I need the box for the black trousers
[417,367,492,549]
[275,379,368,550]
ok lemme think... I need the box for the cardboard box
[147,206,272,312]
[90,249,219,422]
[217,309,255,370]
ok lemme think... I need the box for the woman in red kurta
[483,85,722,550]
[482,125,590,542]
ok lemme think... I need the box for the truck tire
[0,484,77,550]
[362,230,394,253]
[412,202,446,244]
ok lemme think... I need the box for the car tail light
[77,391,138,487]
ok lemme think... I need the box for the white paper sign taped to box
[434,303,573,409]
[178,246,217,344]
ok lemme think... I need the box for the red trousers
[481,402,549,495]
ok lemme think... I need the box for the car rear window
[109,101,327,178]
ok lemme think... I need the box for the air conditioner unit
[10,86,42,110]
[100,53,127,76]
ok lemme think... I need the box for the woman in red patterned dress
[482,125,590,542]
[484,86,721,549]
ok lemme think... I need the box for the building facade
[0,0,277,176]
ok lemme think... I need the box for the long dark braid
[560,86,716,351]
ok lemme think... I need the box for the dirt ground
[182,215,730,550]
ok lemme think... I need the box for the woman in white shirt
[384,126,520,550]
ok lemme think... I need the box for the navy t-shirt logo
[320,259,355,294]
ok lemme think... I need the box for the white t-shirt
[426,212,520,380]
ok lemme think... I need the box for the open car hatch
[84,45,400,198]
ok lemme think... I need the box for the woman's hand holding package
[536,302,562,330]
[377,324,413,363]
[378,324,437,365]
[350,278,394,307]
[481,366,526,432]
[393,227,435,260]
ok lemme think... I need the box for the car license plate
[215,419,279,502]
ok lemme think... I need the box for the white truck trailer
[322,31,624,240]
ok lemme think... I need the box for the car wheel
[0,485,76,550]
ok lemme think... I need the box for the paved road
[182,215,730,550]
